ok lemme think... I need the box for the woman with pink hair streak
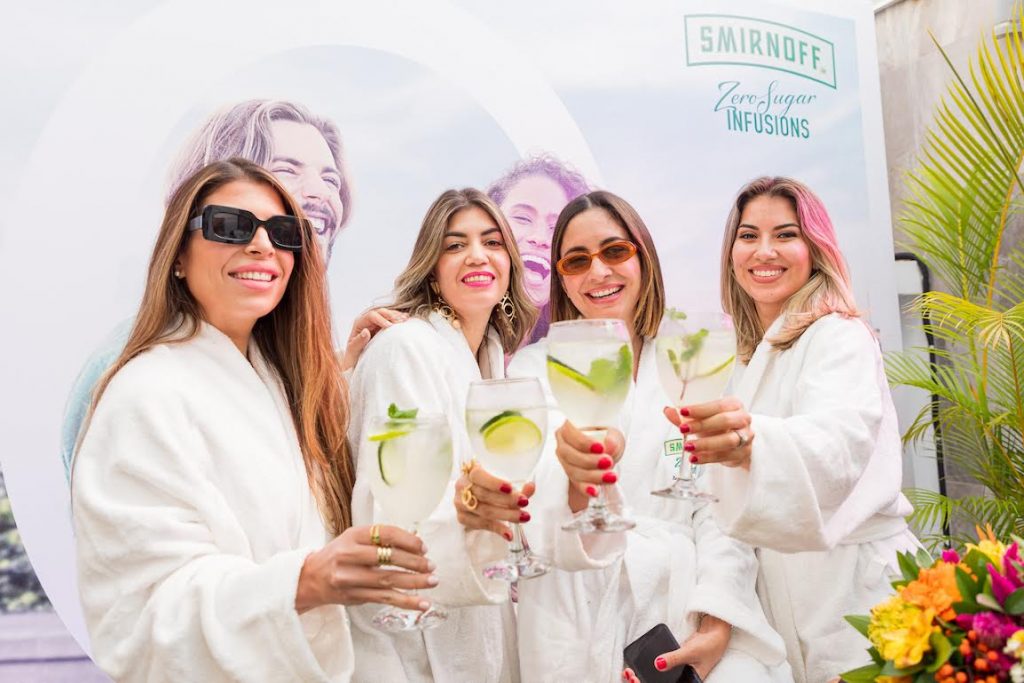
[660,177,919,683]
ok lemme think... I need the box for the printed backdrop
[0,0,897,650]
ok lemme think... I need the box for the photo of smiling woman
[458,191,792,682]
[71,159,434,682]
[346,188,537,682]
[487,155,590,345]
[664,177,919,683]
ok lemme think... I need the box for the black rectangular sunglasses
[187,205,306,252]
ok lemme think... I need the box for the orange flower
[901,562,962,621]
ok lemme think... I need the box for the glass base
[561,505,636,533]
[482,552,551,582]
[651,478,719,502]
[372,604,448,632]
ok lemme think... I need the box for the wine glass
[651,310,736,502]
[465,377,550,581]
[366,413,453,631]
[545,318,635,533]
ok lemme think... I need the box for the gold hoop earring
[498,291,515,324]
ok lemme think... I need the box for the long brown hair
[389,188,538,353]
[83,158,353,533]
[720,176,860,363]
[549,190,666,338]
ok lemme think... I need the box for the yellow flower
[1006,630,1024,661]
[901,562,961,621]
[876,677,913,683]
[868,595,936,669]
[965,523,1007,566]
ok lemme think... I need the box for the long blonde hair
[720,176,860,363]
[83,158,354,533]
[549,191,666,339]
[389,188,538,353]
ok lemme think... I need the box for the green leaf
[898,550,921,582]
[587,344,632,394]
[977,590,1004,613]
[844,615,871,638]
[386,403,419,420]
[925,632,952,672]
[1006,587,1024,614]
[881,659,925,676]
[839,663,883,683]
[955,565,980,602]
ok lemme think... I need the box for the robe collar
[425,311,505,380]
[733,314,786,406]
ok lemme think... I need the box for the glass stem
[675,432,694,483]
[509,523,527,559]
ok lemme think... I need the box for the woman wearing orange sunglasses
[455,191,792,682]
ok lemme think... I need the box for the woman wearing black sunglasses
[71,158,433,682]
[454,191,792,682]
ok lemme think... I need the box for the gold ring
[376,545,393,566]
[734,429,749,448]
[370,524,382,547]
[461,484,479,511]
[460,459,477,476]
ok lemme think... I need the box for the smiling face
[434,205,512,326]
[557,208,642,324]
[268,119,344,259]
[499,173,570,308]
[731,194,813,329]
[177,180,295,349]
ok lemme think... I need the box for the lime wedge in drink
[546,356,597,391]
[377,439,406,486]
[695,354,735,380]
[480,412,543,455]
[368,429,411,442]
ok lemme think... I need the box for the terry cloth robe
[347,312,518,683]
[508,339,793,683]
[72,322,353,682]
[706,313,919,683]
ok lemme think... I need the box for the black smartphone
[622,623,703,683]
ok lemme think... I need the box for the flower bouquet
[841,526,1024,683]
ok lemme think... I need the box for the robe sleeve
[72,366,339,683]
[348,323,508,607]
[708,316,898,552]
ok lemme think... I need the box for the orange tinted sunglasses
[555,240,638,276]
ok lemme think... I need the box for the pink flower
[972,611,1019,648]
[991,564,1019,606]
[1003,543,1022,589]
[942,548,961,564]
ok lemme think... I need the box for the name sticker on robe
[664,438,684,458]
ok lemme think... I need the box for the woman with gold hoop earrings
[346,188,538,682]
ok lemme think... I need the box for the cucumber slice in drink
[377,438,406,486]
[481,413,542,455]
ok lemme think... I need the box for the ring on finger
[376,545,393,566]
[733,429,749,448]
[369,524,382,547]
[461,483,479,511]
[460,459,477,476]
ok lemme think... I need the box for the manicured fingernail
[503,530,513,541]
[684,442,696,452]
[679,407,691,417]
[418,600,431,610]
[586,485,598,497]
[519,511,531,523]
[420,543,429,554]
[602,471,617,484]
[679,423,691,434]
[500,483,513,494]
[427,574,439,586]
[689,455,699,464]
[597,456,613,469]
[426,560,436,571]
[517,496,529,507]
[589,442,604,454]
[655,657,667,671]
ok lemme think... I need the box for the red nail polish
[517,496,529,508]
[689,455,699,464]
[655,657,667,671]
[684,442,696,452]
[589,442,604,454]
[503,530,513,541]
[597,456,613,469]
[679,423,691,434]
[679,407,691,417]
[500,483,513,494]
[585,485,598,497]
[519,511,531,523]
[602,471,617,484]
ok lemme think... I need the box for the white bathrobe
[73,323,353,682]
[347,312,518,683]
[508,339,793,683]
[706,313,918,683]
